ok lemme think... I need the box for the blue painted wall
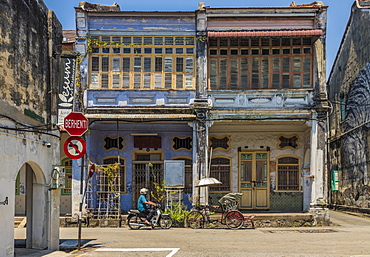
[86,122,193,211]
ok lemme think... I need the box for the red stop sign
[63,112,88,136]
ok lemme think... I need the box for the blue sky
[43,0,355,77]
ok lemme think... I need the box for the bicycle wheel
[159,215,173,229]
[127,215,142,230]
[186,211,204,229]
[225,210,244,229]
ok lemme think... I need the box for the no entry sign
[64,112,88,136]
[64,136,86,159]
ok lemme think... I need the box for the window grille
[209,136,230,151]
[210,157,231,192]
[278,135,299,149]
[103,136,124,150]
[277,156,299,191]
[209,37,312,90]
[172,136,192,151]
[62,159,72,195]
[89,36,195,89]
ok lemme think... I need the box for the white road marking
[95,248,180,257]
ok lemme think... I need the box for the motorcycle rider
[138,188,157,225]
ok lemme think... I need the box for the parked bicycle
[127,204,173,229]
[186,193,255,229]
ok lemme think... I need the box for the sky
[42,0,356,77]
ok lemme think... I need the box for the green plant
[95,162,120,197]
[165,201,189,225]
[150,164,167,205]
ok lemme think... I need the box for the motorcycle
[127,204,173,229]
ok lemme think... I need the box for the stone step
[14,217,26,228]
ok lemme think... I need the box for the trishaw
[186,192,255,229]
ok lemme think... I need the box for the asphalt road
[14,211,370,257]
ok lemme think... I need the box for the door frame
[238,150,270,210]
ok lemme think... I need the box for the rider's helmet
[140,188,148,195]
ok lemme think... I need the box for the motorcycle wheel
[159,215,173,229]
[127,215,142,230]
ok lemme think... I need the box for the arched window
[277,156,300,191]
[210,157,231,192]
[102,157,126,193]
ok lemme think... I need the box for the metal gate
[132,162,163,206]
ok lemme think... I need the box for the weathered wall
[328,2,370,210]
[0,0,62,255]
[209,125,310,211]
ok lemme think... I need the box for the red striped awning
[208,30,323,37]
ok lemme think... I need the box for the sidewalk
[14,210,370,256]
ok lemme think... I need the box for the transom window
[208,37,313,90]
[103,136,124,151]
[277,156,300,191]
[209,135,230,151]
[172,136,192,151]
[278,135,299,150]
[210,157,231,192]
[89,36,195,90]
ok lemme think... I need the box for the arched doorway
[14,162,56,250]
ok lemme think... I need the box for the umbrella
[195,177,222,187]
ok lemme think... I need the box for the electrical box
[58,167,66,188]
[164,160,185,188]
[331,170,339,191]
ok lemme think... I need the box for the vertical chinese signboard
[58,56,76,125]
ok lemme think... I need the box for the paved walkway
[14,210,370,256]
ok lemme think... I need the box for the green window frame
[61,158,72,195]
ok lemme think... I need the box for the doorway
[239,151,270,210]
[132,151,164,205]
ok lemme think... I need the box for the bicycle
[186,193,253,229]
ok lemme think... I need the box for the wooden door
[239,151,270,210]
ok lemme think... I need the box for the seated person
[137,188,157,225]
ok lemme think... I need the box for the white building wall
[209,128,309,193]
[0,129,60,256]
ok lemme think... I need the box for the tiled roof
[208,30,323,37]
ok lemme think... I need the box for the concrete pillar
[26,166,34,249]
[49,186,60,250]
[195,114,209,205]
[309,112,330,225]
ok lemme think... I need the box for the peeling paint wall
[0,0,62,255]
[328,2,370,210]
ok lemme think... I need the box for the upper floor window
[89,36,195,90]
[340,93,346,122]
[208,37,313,90]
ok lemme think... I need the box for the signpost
[64,112,88,136]
[63,112,89,250]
